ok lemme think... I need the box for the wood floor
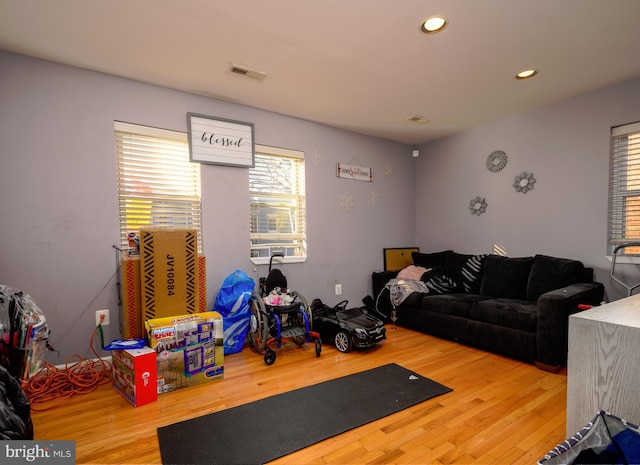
[31,326,568,464]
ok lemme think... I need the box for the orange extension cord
[23,324,112,411]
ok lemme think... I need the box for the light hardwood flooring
[31,326,568,464]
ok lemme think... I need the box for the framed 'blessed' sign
[187,113,255,167]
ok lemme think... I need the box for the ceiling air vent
[404,115,429,124]
[230,64,267,81]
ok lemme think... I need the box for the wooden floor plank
[30,327,569,464]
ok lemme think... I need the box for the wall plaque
[187,113,254,167]
[336,163,373,182]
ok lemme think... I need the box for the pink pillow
[397,265,429,281]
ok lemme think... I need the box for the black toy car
[310,299,386,352]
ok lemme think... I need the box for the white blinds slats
[115,122,202,253]
[249,147,306,259]
[609,123,640,254]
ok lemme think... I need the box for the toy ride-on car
[310,299,386,353]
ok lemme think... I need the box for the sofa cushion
[444,253,487,294]
[469,299,538,333]
[412,250,453,269]
[526,254,586,301]
[479,255,533,300]
[420,267,458,294]
[399,291,426,307]
[420,293,492,319]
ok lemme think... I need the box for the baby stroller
[246,253,321,365]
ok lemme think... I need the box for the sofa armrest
[372,270,399,298]
[535,282,605,370]
[370,271,400,321]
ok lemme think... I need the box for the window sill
[250,256,307,266]
[606,255,640,265]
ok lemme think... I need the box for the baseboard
[54,355,112,370]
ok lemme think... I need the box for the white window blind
[609,121,640,255]
[115,121,203,254]
[249,145,306,263]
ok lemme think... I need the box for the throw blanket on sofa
[385,278,429,307]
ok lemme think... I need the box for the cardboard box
[145,311,224,394]
[121,256,143,339]
[121,254,207,339]
[140,228,199,319]
[112,346,158,407]
[197,255,206,313]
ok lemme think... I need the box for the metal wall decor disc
[486,150,508,172]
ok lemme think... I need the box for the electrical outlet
[335,284,342,295]
[95,309,110,326]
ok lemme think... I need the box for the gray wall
[0,51,415,360]
[3,49,640,361]
[414,76,640,303]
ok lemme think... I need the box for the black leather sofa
[372,251,605,372]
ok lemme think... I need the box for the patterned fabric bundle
[538,410,640,464]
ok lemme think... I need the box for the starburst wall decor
[340,192,354,212]
[513,172,536,194]
[310,151,321,166]
[369,189,379,205]
[469,196,487,215]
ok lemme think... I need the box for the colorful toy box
[112,346,157,407]
[145,311,224,394]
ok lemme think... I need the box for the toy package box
[112,346,157,407]
[145,311,224,394]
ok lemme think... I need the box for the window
[249,145,306,263]
[609,121,640,255]
[115,121,203,254]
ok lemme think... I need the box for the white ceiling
[2,0,640,145]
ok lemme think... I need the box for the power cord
[23,318,112,410]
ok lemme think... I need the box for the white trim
[250,256,306,266]
[255,144,304,159]
[55,355,112,370]
[612,121,640,136]
[114,120,185,141]
[606,255,640,264]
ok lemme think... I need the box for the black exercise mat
[157,363,452,465]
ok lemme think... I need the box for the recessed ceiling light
[421,15,448,33]
[515,69,538,80]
